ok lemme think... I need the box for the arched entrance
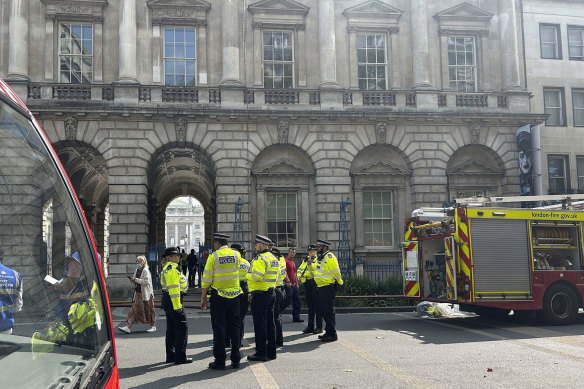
[53,140,109,262]
[147,142,216,248]
[165,196,205,250]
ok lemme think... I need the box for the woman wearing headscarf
[119,255,156,333]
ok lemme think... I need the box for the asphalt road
[112,306,584,389]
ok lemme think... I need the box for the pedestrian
[298,244,323,334]
[269,246,287,348]
[118,255,156,334]
[246,235,279,362]
[200,233,242,370]
[281,247,303,323]
[229,243,250,346]
[160,247,192,364]
[53,252,83,319]
[187,249,198,288]
[0,258,23,335]
[313,239,343,342]
[180,249,188,276]
[197,250,207,287]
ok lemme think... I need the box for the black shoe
[320,334,338,342]
[231,361,241,369]
[267,355,277,360]
[313,328,323,334]
[302,327,314,334]
[276,343,283,348]
[175,358,194,365]
[247,354,268,362]
[208,361,226,370]
[293,317,304,322]
[318,334,325,339]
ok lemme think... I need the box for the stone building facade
[0,0,546,297]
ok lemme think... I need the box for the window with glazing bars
[164,27,196,86]
[447,36,476,92]
[267,193,297,247]
[357,34,387,90]
[363,191,393,247]
[59,24,93,84]
[568,26,584,60]
[263,31,294,89]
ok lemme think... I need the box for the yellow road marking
[249,361,280,389]
[337,336,435,389]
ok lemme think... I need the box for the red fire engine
[402,195,584,324]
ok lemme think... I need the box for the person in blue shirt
[0,259,23,335]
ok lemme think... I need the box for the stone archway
[53,140,109,259]
[446,145,504,200]
[147,142,216,247]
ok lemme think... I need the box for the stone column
[44,16,54,81]
[348,28,358,89]
[7,0,29,80]
[118,0,138,83]
[318,0,338,87]
[409,0,432,89]
[221,0,241,85]
[499,0,521,91]
[252,23,263,86]
[198,23,208,85]
[297,26,307,87]
[301,189,310,248]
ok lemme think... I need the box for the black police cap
[214,233,230,241]
[316,239,331,247]
[163,247,180,258]
[307,244,317,251]
[254,234,272,245]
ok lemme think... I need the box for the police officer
[0,259,23,335]
[246,235,279,361]
[297,244,322,334]
[201,233,242,370]
[269,246,288,348]
[313,239,343,342]
[161,247,192,364]
[231,243,250,345]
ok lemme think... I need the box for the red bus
[0,79,118,388]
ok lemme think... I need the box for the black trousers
[239,282,249,343]
[250,289,276,358]
[210,290,241,365]
[305,279,322,330]
[226,281,249,345]
[161,292,188,363]
[274,286,285,346]
[317,284,336,336]
[282,285,302,319]
[188,265,197,287]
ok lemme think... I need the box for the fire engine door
[402,241,420,297]
[443,236,457,300]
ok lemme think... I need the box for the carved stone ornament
[278,120,289,143]
[470,122,480,144]
[147,0,210,25]
[41,0,108,21]
[175,117,187,143]
[64,115,79,140]
[375,122,387,144]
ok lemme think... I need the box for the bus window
[0,84,117,388]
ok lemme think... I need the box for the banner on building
[516,125,533,196]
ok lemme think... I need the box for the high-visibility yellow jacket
[314,251,344,288]
[246,251,279,292]
[161,262,183,310]
[68,298,97,334]
[202,247,242,298]
[276,255,287,286]
[297,255,317,283]
[238,257,250,281]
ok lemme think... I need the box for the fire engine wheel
[543,284,578,325]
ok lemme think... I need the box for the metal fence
[362,262,402,282]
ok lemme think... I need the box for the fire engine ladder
[455,194,584,209]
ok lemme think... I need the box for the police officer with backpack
[0,258,23,334]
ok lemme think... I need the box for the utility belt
[251,287,274,295]
[275,285,285,290]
